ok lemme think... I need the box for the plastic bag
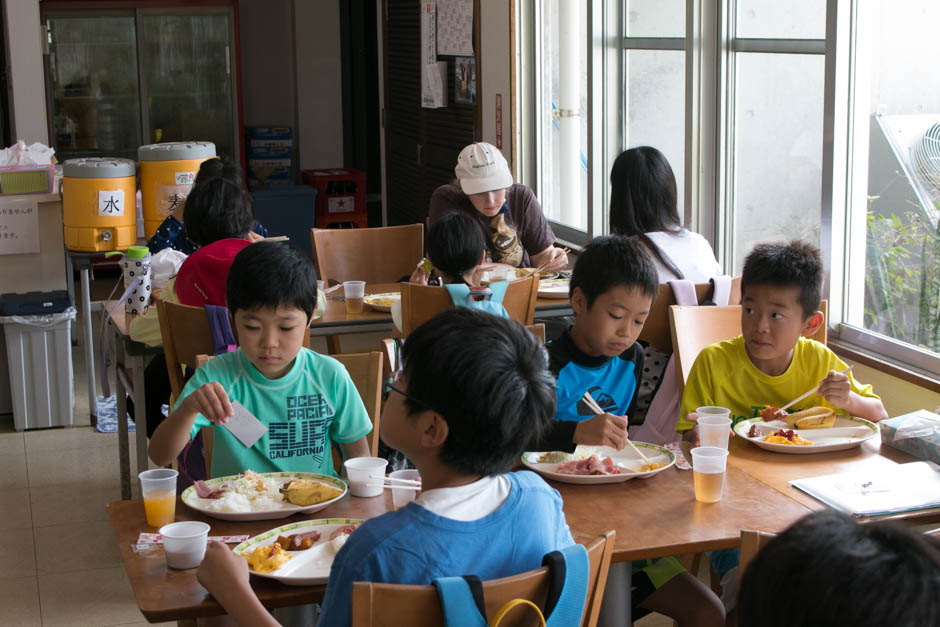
[150,248,187,292]
[892,410,940,442]
[0,306,76,327]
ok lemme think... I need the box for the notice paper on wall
[421,3,447,108]
[0,198,40,255]
[437,0,473,56]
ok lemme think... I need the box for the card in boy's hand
[223,401,267,448]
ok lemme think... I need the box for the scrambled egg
[764,433,814,446]
[243,543,293,573]
[366,296,398,307]
[636,462,666,472]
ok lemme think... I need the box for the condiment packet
[665,442,691,470]
[224,400,267,448]
[136,533,248,545]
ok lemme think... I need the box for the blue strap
[433,577,488,627]
[487,280,509,303]
[205,305,237,355]
[541,544,589,626]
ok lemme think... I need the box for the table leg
[113,324,131,500]
[597,561,631,627]
[130,353,150,478]
[65,252,76,344]
[80,266,98,424]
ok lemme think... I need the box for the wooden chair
[332,352,384,457]
[638,277,742,353]
[311,224,424,285]
[398,276,540,338]
[669,300,829,393]
[739,529,777,582]
[351,530,615,627]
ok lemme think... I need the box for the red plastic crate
[302,168,368,228]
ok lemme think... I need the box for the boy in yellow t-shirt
[679,240,887,433]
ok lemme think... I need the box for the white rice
[199,471,291,513]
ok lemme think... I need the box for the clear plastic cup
[697,407,732,449]
[316,280,325,293]
[139,468,178,527]
[160,521,210,569]
[690,446,729,503]
[344,456,388,497]
[343,281,366,314]
[389,469,421,509]
[490,266,511,281]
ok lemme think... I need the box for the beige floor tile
[0,443,28,490]
[0,434,25,455]
[26,442,136,489]
[0,488,31,530]
[0,526,36,579]
[34,521,123,574]
[30,483,120,527]
[38,566,145,627]
[0,576,41,627]
[25,425,117,453]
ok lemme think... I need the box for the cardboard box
[880,410,940,465]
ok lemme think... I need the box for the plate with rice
[181,470,347,521]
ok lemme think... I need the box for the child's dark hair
[608,146,685,279]
[226,241,318,320]
[183,157,255,247]
[739,510,940,627]
[741,240,822,318]
[400,309,556,475]
[569,235,658,307]
[427,211,486,284]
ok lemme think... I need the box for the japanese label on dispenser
[0,199,39,255]
[98,190,125,217]
[175,171,196,185]
[158,184,192,217]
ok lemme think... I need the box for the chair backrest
[157,300,218,400]
[527,323,546,343]
[351,530,615,627]
[311,224,424,285]
[669,300,828,392]
[331,352,384,457]
[739,529,777,583]
[639,277,742,353]
[399,276,539,338]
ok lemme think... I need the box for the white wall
[479,0,512,162]
[3,0,48,144]
[294,0,343,170]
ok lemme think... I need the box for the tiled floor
[0,275,676,626]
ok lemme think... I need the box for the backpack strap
[433,575,488,627]
[707,275,732,306]
[542,544,589,626]
[668,279,698,307]
[486,280,509,303]
[205,305,237,355]
[444,283,473,307]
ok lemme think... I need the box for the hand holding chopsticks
[581,391,650,462]
[779,365,854,412]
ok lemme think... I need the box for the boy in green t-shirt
[149,242,371,478]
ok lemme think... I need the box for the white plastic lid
[138,141,216,162]
[63,157,136,179]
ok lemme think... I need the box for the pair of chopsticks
[365,474,422,489]
[522,247,573,278]
[778,365,854,412]
[581,391,650,462]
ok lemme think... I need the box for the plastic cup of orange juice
[139,469,178,527]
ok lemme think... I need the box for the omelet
[280,479,343,507]
[243,544,293,573]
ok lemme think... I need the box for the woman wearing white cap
[428,142,568,271]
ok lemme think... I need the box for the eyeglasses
[385,374,432,411]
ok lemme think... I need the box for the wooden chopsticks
[581,391,650,461]
[779,365,854,412]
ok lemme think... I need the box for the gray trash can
[0,307,76,430]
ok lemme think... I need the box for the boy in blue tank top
[537,236,725,627]
[195,309,573,626]
[148,241,371,478]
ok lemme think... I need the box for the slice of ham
[328,524,361,541]
[555,455,622,476]
[194,480,228,499]
[275,530,322,550]
[760,406,786,422]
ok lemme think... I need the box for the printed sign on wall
[0,199,40,255]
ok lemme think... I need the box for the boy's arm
[148,381,233,466]
[196,543,280,627]
[817,370,889,422]
[339,436,370,462]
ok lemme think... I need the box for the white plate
[522,443,675,484]
[537,278,570,299]
[233,518,364,586]
[734,416,878,454]
[363,292,400,312]
[181,472,347,521]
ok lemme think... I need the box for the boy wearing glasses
[196,309,573,625]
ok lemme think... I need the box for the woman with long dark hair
[609,146,720,282]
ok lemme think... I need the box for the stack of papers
[790,461,940,517]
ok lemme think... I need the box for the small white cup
[690,446,729,503]
[389,469,421,509]
[316,280,325,292]
[490,266,511,281]
[698,417,732,450]
[344,456,388,497]
[160,521,210,569]
[343,280,366,298]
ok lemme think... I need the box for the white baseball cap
[455,142,513,195]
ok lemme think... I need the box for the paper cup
[690,446,728,503]
[390,469,421,509]
[139,468,178,527]
[344,456,388,497]
[160,521,210,569]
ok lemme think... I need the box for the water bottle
[122,245,152,314]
